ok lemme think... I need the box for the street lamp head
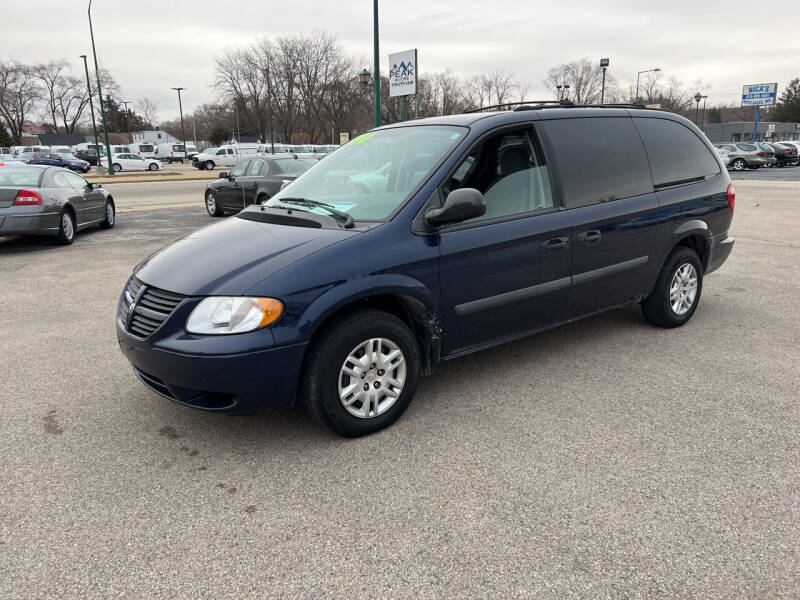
[80,54,87,59]
[600,58,610,67]
[358,69,371,86]
[694,92,703,103]
[653,68,661,72]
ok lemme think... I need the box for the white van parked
[155,142,199,163]
[257,143,290,154]
[128,143,156,158]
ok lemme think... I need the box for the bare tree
[0,60,42,143]
[544,58,613,104]
[463,75,491,109]
[135,96,160,128]
[487,68,516,105]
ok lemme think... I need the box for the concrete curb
[87,171,217,185]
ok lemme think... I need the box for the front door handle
[576,230,602,246]
[541,236,569,254]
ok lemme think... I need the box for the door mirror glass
[91,183,102,189]
[425,188,485,227]
[219,172,229,179]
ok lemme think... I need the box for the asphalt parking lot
[1,179,798,598]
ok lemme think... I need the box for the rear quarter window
[634,118,720,187]
[540,117,652,208]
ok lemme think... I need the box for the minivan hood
[134,216,357,296]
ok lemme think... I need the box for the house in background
[132,130,179,145]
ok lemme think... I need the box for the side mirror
[91,183,102,189]
[219,172,229,179]
[425,188,485,227]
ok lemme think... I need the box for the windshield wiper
[275,197,354,229]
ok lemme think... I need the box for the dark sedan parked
[74,148,103,166]
[204,155,318,217]
[0,165,115,245]
[30,152,91,173]
[765,142,798,167]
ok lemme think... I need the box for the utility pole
[373,0,381,127]
[600,58,609,104]
[171,88,187,162]
[121,100,131,137]
[88,0,114,174]
[265,64,275,153]
[79,54,99,155]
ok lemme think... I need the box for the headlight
[186,297,283,335]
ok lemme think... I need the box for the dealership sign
[741,83,777,107]
[388,49,417,98]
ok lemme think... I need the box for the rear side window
[737,144,757,151]
[634,118,720,187]
[540,117,652,208]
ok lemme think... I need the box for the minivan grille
[119,277,186,339]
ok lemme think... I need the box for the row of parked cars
[714,141,800,170]
[191,143,339,170]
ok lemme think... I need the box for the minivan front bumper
[117,327,307,413]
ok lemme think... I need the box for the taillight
[726,183,735,214]
[756,151,768,157]
[13,189,42,205]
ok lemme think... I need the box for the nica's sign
[741,83,778,107]
[388,49,418,98]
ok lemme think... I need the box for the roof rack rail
[464,101,650,114]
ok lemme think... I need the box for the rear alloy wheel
[205,161,215,171]
[731,158,746,171]
[205,190,223,217]
[99,200,115,229]
[300,309,420,437]
[148,163,158,171]
[55,209,75,245]
[642,246,703,328]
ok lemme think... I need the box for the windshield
[266,126,466,221]
[203,148,218,155]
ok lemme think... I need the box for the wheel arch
[296,276,442,376]
[670,220,711,271]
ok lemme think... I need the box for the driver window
[444,128,554,223]
[230,160,250,178]
[247,160,267,176]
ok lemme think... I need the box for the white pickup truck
[191,144,258,170]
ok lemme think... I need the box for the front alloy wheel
[731,158,746,171]
[338,338,407,419]
[206,191,223,217]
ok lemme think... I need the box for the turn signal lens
[13,189,42,205]
[726,183,735,214]
[186,296,283,335]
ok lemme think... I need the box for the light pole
[600,58,609,104]
[79,54,99,156]
[563,85,570,102]
[635,67,661,104]
[171,87,187,163]
[372,0,381,128]
[701,95,708,131]
[88,0,114,174]
[694,92,702,126]
[556,85,563,101]
[121,100,131,137]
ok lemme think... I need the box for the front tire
[205,161,215,171]
[205,190,223,217]
[55,209,75,245]
[642,247,703,328]
[300,309,421,437]
[99,200,115,229]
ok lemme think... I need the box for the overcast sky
[6,1,799,121]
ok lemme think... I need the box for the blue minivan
[117,105,734,436]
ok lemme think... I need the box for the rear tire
[99,200,115,229]
[112,163,122,172]
[55,209,75,245]
[642,247,703,328]
[299,309,421,437]
[205,190,223,217]
[148,163,158,171]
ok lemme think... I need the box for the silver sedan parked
[0,165,115,245]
